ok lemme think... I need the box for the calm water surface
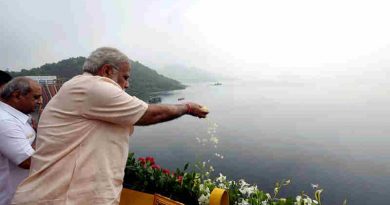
[130,80,390,205]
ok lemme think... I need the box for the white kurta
[12,73,148,205]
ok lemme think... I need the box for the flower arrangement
[123,153,201,205]
[123,153,341,205]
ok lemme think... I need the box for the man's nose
[124,81,129,89]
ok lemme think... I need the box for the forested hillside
[7,57,185,100]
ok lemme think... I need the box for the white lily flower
[296,195,302,202]
[239,179,249,187]
[274,187,279,194]
[303,197,312,205]
[216,173,226,183]
[199,184,204,191]
[238,199,250,205]
[198,193,210,205]
[283,179,291,186]
[205,187,210,193]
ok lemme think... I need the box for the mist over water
[131,79,390,205]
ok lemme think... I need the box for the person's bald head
[1,77,42,114]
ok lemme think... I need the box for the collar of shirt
[0,101,29,124]
[83,72,93,76]
[82,72,122,89]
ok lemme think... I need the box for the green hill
[128,61,186,100]
[9,57,85,80]
[7,57,185,101]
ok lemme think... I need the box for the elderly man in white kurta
[12,47,208,205]
[0,77,42,205]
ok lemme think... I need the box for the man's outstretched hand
[135,102,209,126]
[186,103,209,118]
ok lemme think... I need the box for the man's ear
[11,90,21,99]
[97,64,113,77]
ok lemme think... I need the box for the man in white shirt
[0,77,42,205]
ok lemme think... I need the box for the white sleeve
[0,120,34,165]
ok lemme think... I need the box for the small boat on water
[178,97,185,101]
[213,82,222,86]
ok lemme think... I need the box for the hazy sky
[1,0,390,80]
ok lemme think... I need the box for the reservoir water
[130,79,390,205]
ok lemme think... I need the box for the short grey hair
[1,77,33,100]
[83,47,130,75]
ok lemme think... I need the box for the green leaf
[315,189,323,204]
[184,163,189,170]
[128,152,134,159]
